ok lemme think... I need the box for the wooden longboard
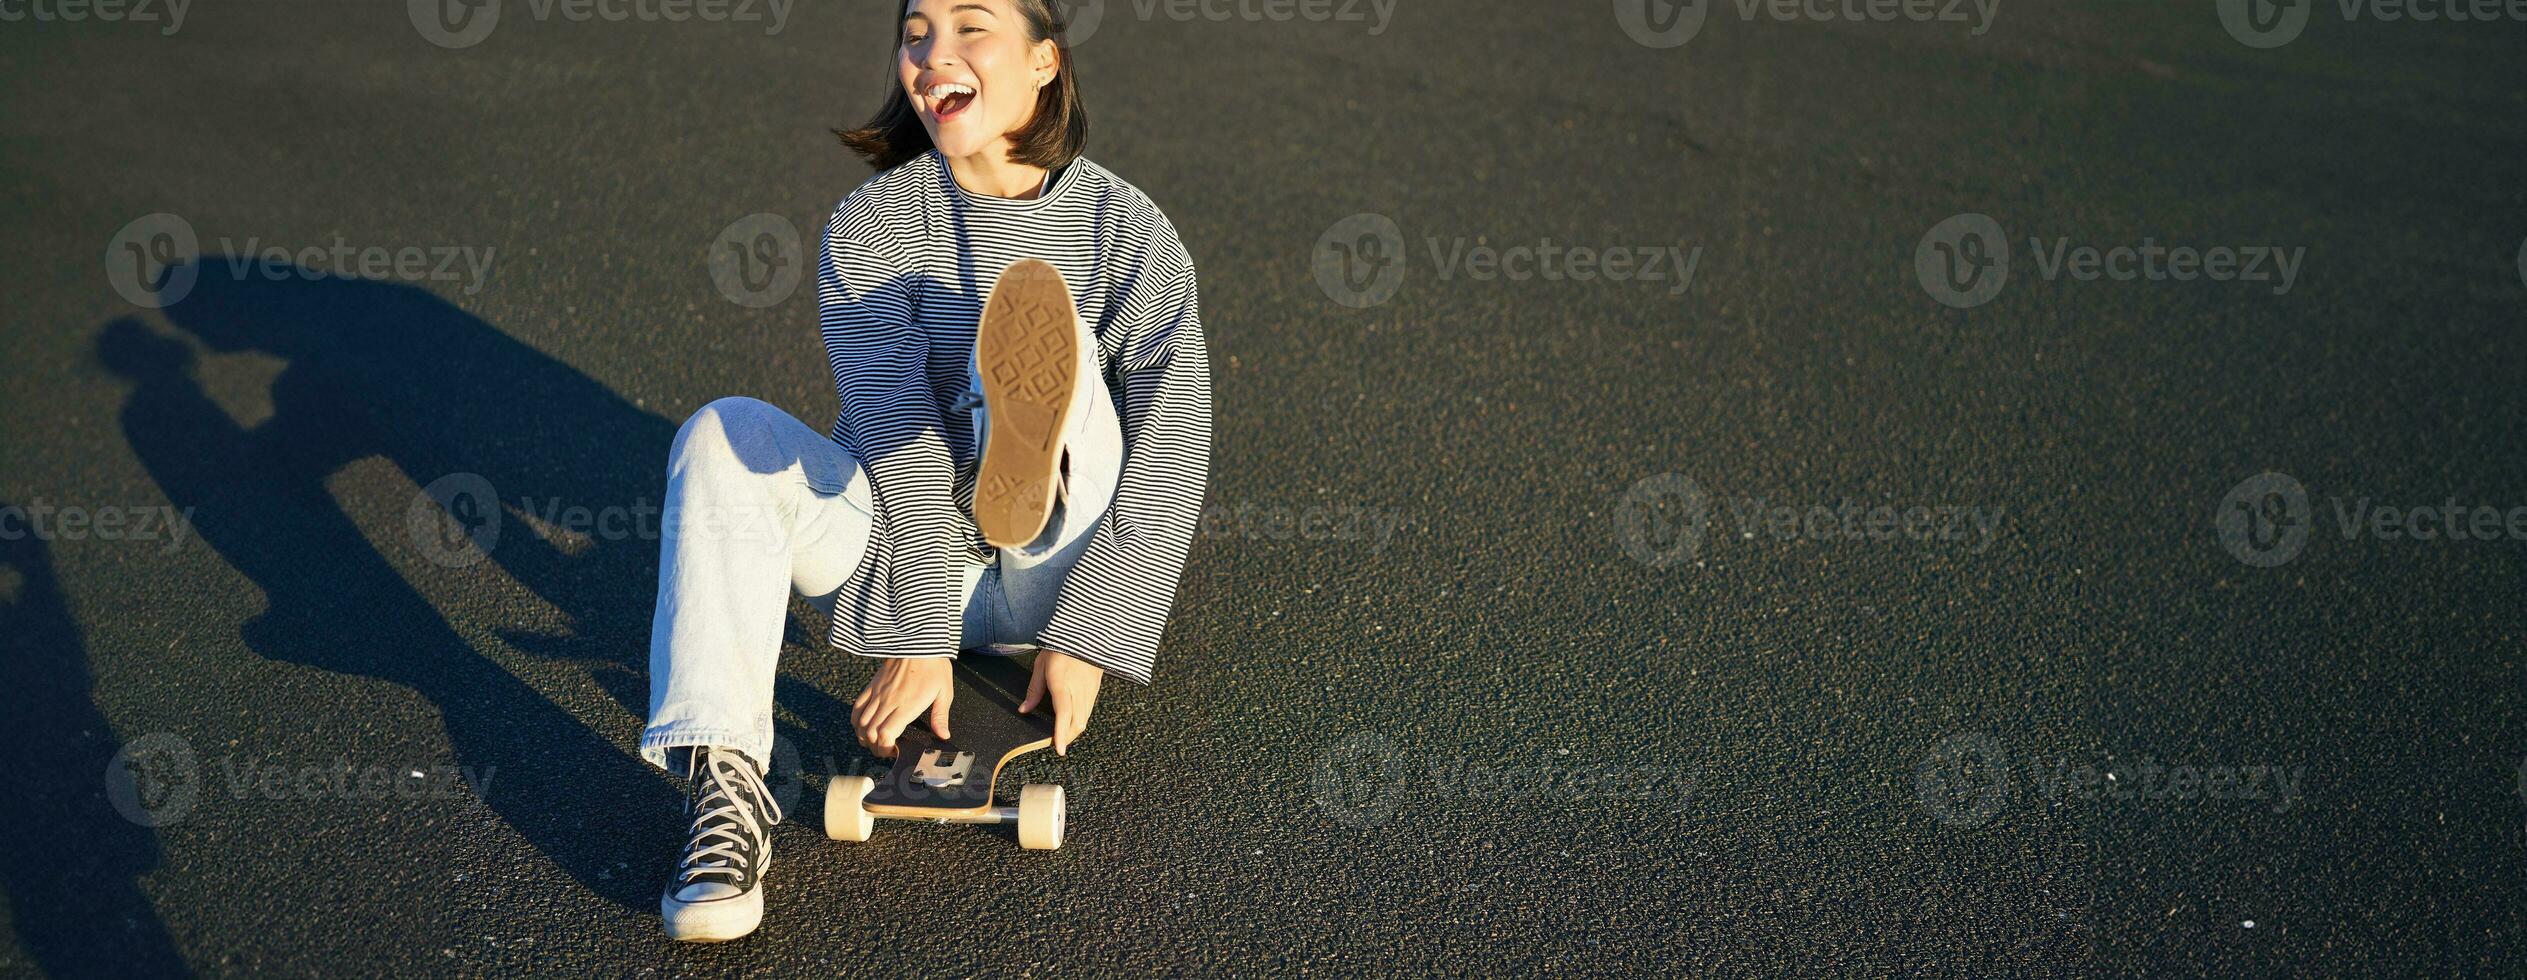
[863,652,1052,820]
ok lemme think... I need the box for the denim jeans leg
[641,397,875,771]
[988,345,1124,643]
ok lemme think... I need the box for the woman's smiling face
[898,0,1058,162]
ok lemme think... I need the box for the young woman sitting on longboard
[639,0,1213,942]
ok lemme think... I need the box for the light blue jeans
[639,362,1120,772]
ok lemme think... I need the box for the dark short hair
[837,0,1088,173]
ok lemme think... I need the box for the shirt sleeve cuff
[1031,626,1156,687]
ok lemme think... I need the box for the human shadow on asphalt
[95,264,704,911]
[0,510,191,977]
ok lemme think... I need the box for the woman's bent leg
[642,397,873,771]
[988,342,1125,640]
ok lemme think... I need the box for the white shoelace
[677,747,783,888]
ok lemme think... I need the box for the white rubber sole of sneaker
[662,886,765,943]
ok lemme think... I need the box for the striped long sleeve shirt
[815,150,1212,686]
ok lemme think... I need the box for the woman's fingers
[853,691,878,744]
[849,659,974,758]
[876,701,925,758]
[854,705,884,754]
[858,693,909,756]
[1019,658,1049,716]
[1052,683,1094,755]
[854,664,894,739]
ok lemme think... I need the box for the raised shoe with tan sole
[973,258,1084,548]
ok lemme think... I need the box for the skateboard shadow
[0,510,189,977]
[94,263,705,910]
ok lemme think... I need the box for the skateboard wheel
[825,775,876,842]
[1017,784,1065,850]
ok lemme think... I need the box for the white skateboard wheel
[825,775,876,842]
[1017,784,1065,851]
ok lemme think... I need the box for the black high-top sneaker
[661,745,784,942]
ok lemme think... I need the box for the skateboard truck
[909,750,975,788]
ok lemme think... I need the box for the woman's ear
[1031,37,1058,88]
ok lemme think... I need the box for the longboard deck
[864,652,1052,817]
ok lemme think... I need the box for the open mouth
[925,82,977,121]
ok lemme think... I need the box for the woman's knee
[669,396,781,472]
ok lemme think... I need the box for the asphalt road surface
[4,1,2525,974]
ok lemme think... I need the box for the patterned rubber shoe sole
[973,258,1079,548]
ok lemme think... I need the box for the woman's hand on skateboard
[854,656,953,759]
[1018,649,1103,755]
